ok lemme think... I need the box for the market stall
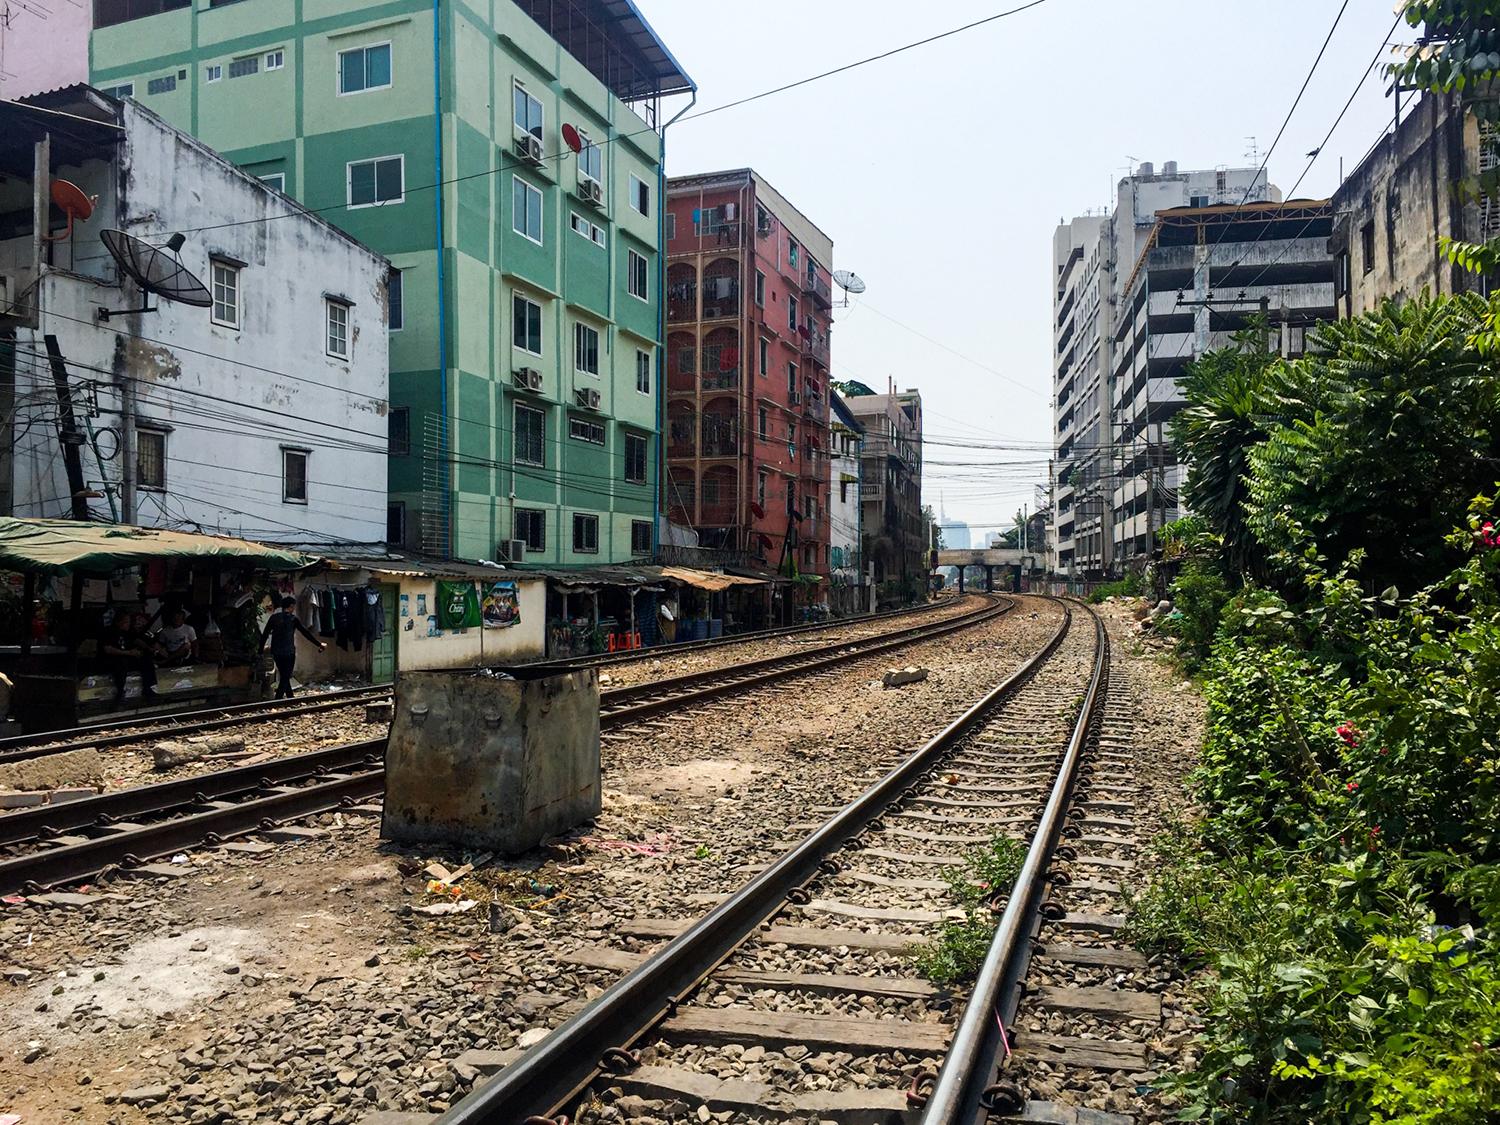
[0,518,316,731]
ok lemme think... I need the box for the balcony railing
[701,277,740,321]
[702,369,740,392]
[702,435,739,458]
[799,329,830,368]
[805,271,833,308]
[690,219,746,250]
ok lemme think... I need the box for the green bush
[1163,558,1232,669]
[1088,572,1143,603]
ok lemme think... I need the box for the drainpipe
[432,0,451,556]
[654,89,696,561]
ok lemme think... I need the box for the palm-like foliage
[1245,293,1499,592]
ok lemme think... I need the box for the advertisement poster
[482,581,521,628]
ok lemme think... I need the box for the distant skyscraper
[939,498,971,550]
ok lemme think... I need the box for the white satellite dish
[833,269,866,295]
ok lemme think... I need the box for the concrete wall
[5,98,390,545]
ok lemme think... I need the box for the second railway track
[0,595,1011,897]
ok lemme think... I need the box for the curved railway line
[0,595,1010,898]
[377,599,1144,1125]
[0,598,957,767]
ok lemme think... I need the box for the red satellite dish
[46,179,96,243]
[797,324,811,339]
[720,346,738,371]
[561,124,582,153]
[757,533,773,549]
[749,502,765,519]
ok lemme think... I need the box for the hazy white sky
[643,0,1410,542]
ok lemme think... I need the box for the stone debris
[150,734,246,770]
[0,746,104,792]
[881,665,929,688]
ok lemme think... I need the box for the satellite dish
[561,124,582,154]
[833,270,866,294]
[45,179,96,243]
[98,228,213,320]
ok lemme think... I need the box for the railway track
[0,596,1010,898]
[375,600,1143,1125]
[0,598,961,766]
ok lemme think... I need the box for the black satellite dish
[97,228,213,321]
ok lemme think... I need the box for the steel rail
[520,595,951,672]
[433,602,1079,1125]
[0,685,390,764]
[917,605,1109,1124]
[599,596,1011,726]
[0,769,384,894]
[0,738,385,849]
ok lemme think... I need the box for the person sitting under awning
[153,607,198,667]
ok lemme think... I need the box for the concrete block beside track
[0,746,104,791]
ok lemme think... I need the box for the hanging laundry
[364,588,384,642]
[318,588,337,637]
[333,588,366,651]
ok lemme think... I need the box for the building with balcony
[90,0,694,567]
[1051,161,1334,575]
[828,391,867,615]
[664,169,834,582]
[843,383,923,605]
[0,87,390,544]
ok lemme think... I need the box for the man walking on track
[259,596,326,698]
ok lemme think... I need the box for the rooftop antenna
[832,269,866,308]
[1244,136,1259,165]
[97,229,212,320]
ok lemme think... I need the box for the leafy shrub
[1088,572,1142,603]
[1164,558,1232,669]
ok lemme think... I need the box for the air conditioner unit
[581,178,603,205]
[513,367,542,391]
[788,390,801,405]
[514,133,544,165]
[499,538,526,562]
[576,387,601,410]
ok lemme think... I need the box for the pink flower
[1378,747,1389,757]
[1346,781,1359,792]
[1336,723,1361,747]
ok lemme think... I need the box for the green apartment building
[90,0,693,566]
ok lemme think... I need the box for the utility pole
[42,336,91,521]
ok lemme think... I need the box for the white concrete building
[1051,162,1333,575]
[827,390,867,615]
[0,86,391,546]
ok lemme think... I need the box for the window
[572,513,599,553]
[758,407,768,440]
[515,508,546,553]
[788,295,799,332]
[512,292,543,354]
[388,407,410,456]
[754,269,765,306]
[137,428,166,490]
[569,211,605,246]
[265,49,284,70]
[514,403,545,466]
[787,361,798,394]
[513,80,543,139]
[757,470,768,508]
[104,83,134,99]
[574,322,600,376]
[627,250,648,300]
[629,173,649,216]
[840,478,851,504]
[1360,221,1375,274]
[348,155,403,207]
[631,519,651,555]
[577,129,602,183]
[282,448,308,503]
[665,213,676,241]
[338,42,391,94]
[512,176,543,243]
[387,268,403,331]
[259,172,285,191]
[624,433,647,483]
[205,64,222,82]
[788,239,799,268]
[228,56,257,79]
[210,260,239,328]
[758,337,769,377]
[635,348,651,395]
[147,74,177,94]
[387,502,405,545]
[325,299,350,359]
[569,417,605,444]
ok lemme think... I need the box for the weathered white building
[0,86,390,545]
[827,390,866,615]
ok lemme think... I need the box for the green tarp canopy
[0,518,317,575]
